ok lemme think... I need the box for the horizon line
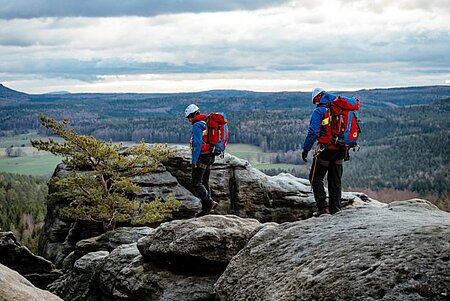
[2,83,450,96]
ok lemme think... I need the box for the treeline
[0,173,48,252]
[1,90,449,203]
[4,101,449,199]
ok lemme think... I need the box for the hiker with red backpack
[185,104,229,217]
[302,88,360,217]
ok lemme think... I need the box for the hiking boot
[313,208,330,217]
[195,210,207,218]
[206,200,218,214]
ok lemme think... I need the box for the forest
[0,172,47,252]
[1,85,449,197]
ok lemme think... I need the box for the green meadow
[0,135,302,176]
[0,132,44,148]
[0,153,62,176]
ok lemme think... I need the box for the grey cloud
[0,0,289,19]
[341,0,450,13]
[0,58,243,81]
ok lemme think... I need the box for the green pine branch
[31,114,181,231]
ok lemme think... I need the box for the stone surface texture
[0,263,62,301]
[215,199,450,301]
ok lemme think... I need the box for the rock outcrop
[215,199,450,301]
[39,146,334,265]
[29,147,450,301]
[60,226,153,271]
[49,215,261,301]
[164,147,316,222]
[0,231,62,289]
[0,263,62,301]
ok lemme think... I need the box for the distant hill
[44,91,71,95]
[0,83,30,102]
[350,86,450,107]
[1,83,449,110]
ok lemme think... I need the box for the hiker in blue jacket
[302,88,348,217]
[185,104,218,217]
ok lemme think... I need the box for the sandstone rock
[215,200,450,301]
[112,255,218,301]
[164,146,319,222]
[0,263,62,301]
[133,166,201,218]
[108,215,261,300]
[95,243,141,298]
[49,228,149,300]
[0,232,62,289]
[75,226,154,252]
[62,226,153,271]
[51,215,261,301]
[39,203,104,267]
[49,251,110,301]
[137,215,261,273]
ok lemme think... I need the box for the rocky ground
[0,263,62,301]
[215,199,450,301]
[1,148,449,300]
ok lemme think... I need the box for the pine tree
[31,114,181,231]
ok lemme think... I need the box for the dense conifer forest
[0,173,47,252]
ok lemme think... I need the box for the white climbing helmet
[312,87,326,103]
[184,104,200,118]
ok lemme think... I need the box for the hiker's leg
[203,155,217,213]
[202,165,211,198]
[202,155,215,199]
[192,166,209,215]
[328,159,343,214]
[310,158,329,211]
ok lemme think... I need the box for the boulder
[48,226,154,300]
[0,263,62,301]
[49,251,110,301]
[52,215,261,301]
[61,226,153,271]
[110,215,261,301]
[0,232,62,289]
[111,255,218,301]
[95,243,141,298]
[137,215,262,273]
[215,200,450,301]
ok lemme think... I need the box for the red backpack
[318,96,360,148]
[201,112,229,156]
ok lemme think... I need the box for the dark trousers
[309,148,346,214]
[192,154,215,214]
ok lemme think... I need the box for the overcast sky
[0,0,449,93]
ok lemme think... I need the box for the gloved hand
[192,163,197,169]
[301,150,308,162]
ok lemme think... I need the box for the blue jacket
[302,92,336,152]
[191,114,208,164]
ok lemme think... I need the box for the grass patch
[253,163,299,171]
[0,154,62,176]
[227,143,275,165]
[0,132,46,148]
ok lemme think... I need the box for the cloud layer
[0,0,449,93]
[0,0,289,19]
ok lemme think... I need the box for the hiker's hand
[192,163,197,169]
[302,150,308,162]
